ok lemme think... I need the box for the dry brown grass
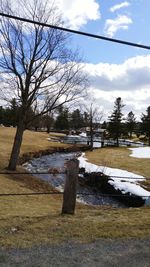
[0,203,150,248]
[49,132,66,137]
[85,147,150,190]
[0,127,69,169]
[0,127,150,248]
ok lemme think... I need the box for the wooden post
[62,159,79,215]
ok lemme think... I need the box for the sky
[55,0,150,120]
[1,0,150,121]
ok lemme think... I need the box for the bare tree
[0,0,87,170]
[89,103,103,150]
[83,102,103,150]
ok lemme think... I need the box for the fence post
[61,158,79,215]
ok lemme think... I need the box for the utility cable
[0,13,150,50]
[0,191,149,198]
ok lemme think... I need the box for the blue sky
[70,0,150,64]
[55,0,150,119]
[1,0,150,120]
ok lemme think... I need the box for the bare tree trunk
[130,131,132,138]
[0,1,87,170]
[62,159,79,215]
[90,109,93,151]
[116,137,119,147]
[47,125,50,133]
[8,120,25,170]
[101,138,104,148]
[90,128,93,151]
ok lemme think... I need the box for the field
[0,127,150,248]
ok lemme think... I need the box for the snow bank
[78,153,143,180]
[78,153,150,199]
[79,132,87,137]
[109,180,150,198]
[129,147,150,158]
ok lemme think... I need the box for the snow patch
[108,180,150,198]
[78,153,150,199]
[79,132,87,137]
[129,147,150,158]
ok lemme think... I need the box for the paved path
[0,239,150,266]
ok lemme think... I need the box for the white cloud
[2,0,101,30]
[82,55,150,119]
[104,15,132,37]
[56,0,101,29]
[110,1,130,13]
[84,55,150,91]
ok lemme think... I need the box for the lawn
[0,127,150,248]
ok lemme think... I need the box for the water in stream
[23,152,126,208]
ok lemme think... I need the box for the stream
[23,152,126,208]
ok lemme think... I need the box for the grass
[0,127,150,248]
[0,127,69,169]
[85,147,150,190]
[1,204,150,248]
[49,132,66,137]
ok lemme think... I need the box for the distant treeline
[1,98,150,145]
[0,99,90,132]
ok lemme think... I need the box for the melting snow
[79,132,87,137]
[78,153,150,199]
[129,146,150,158]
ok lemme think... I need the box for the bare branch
[0,0,88,170]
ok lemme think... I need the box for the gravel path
[0,238,150,267]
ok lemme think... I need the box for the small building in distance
[85,127,106,139]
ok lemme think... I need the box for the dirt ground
[0,238,150,267]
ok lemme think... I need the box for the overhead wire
[0,13,150,50]
[0,191,149,198]
[0,172,150,180]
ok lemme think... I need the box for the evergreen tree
[43,114,54,133]
[126,111,136,138]
[101,121,107,129]
[3,107,12,126]
[70,109,84,130]
[0,99,20,127]
[108,97,125,146]
[0,106,4,125]
[83,111,90,127]
[141,106,150,146]
[9,98,20,127]
[55,107,69,130]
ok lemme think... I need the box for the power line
[0,13,150,50]
[0,192,62,196]
[0,172,150,180]
[0,191,149,198]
